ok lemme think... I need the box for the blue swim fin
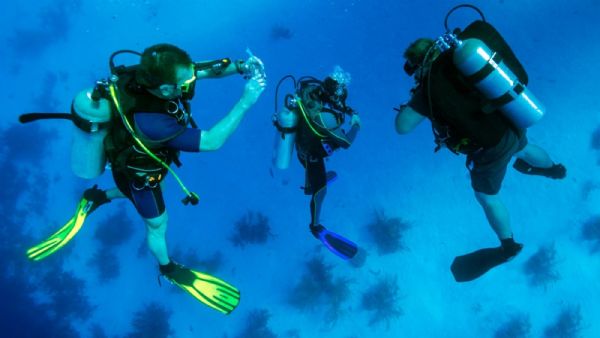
[311,224,358,260]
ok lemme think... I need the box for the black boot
[500,237,523,261]
[82,184,110,214]
[513,159,566,179]
[309,224,325,239]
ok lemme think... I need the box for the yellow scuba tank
[70,88,112,179]
[452,38,544,128]
[272,106,298,170]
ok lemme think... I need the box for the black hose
[274,75,296,114]
[444,4,486,32]
[109,50,142,73]
[19,113,71,124]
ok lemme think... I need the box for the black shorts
[468,129,528,195]
[112,169,166,219]
[298,153,327,195]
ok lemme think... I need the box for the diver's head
[321,66,351,109]
[403,38,435,76]
[137,43,196,99]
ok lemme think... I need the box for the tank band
[71,103,112,133]
[465,52,503,84]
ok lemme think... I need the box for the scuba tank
[452,38,544,128]
[433,4,545,129]
[70,87,112,179]
[272,105,298,170]
[272,75,300,170]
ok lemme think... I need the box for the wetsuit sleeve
[407,84,429,116]
[325,123,360,150]
[345,124,360,144]
[134,113,202,152]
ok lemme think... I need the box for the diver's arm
[195,59,242,79]
[196,54,265,80]
[199,76,266,151]
[345,124,360,144]
[341,113,361,145]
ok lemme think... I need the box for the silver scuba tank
[70,88,112,179]
[272,107,298,170]
[452,38,545,128]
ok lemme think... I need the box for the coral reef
[360,275,403,327]
[0,270,81,338]
[230,211,273,247]
[88,249,120,283]
[41,269,94,320]
[94,207,134,248]
[580,181,599,200]
[288,255,352,324]
[366,211,410,255]
[89,324,108,338]
[522,244,560,288]
[591,126,600,150]
[234,309,277,338]
[0,124,91,337]
[494,314,531,338]
[126,302,173,338]
[581,215,600,253]
[543,305,583,338]
[89,206,133,282]
[350,248,367,268]
[7,0,82,58]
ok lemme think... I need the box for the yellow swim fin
[160,261,241,314]
[26,198,92,261]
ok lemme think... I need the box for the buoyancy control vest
[103,66,193,185]
[294,82,349,158]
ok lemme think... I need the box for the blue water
[1,0,599,337]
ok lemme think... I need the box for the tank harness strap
[464,51,504,84]
[107,82,199,206]
[296,98,327,138]
[70,103,111,133]
[272,119,297,138]
[481,83,525,114]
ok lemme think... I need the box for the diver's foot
[500,237,523,261]
[513,159,566,179]
[159,261,178,275]
[309,224,326,240]
[82,184,110,213]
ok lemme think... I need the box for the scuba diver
[394,5,567,282]
[22,43,266,314]
[272,66,361,260]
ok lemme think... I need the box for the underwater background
[1,0,599,337]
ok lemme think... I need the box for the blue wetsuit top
[122,112,202,219]
[134,112,201,152]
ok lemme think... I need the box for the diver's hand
[241,53,266,80]
[240,73,266,106]
[350,113,361,128]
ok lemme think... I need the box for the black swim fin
[451,241,523,282]
[513,159,566,179]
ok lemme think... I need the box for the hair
[403,38,435,66]
[136,43,192,87]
